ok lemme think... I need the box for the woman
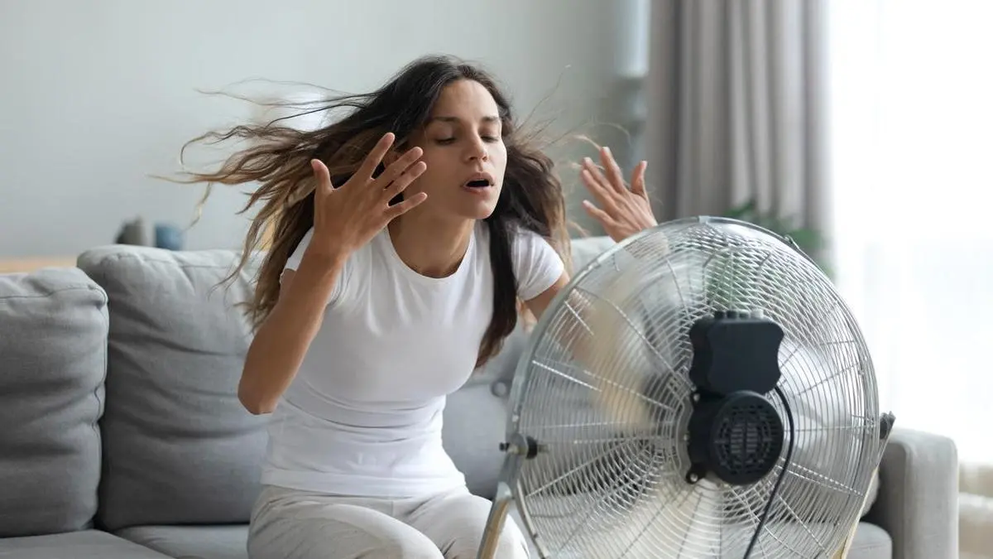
[178,55,656,559]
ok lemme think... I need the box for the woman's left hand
[579,147,658,243]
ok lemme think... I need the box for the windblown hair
[171,55,575,368]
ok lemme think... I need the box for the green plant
[723,199,832,278]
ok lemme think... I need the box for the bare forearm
[238,251,345,414]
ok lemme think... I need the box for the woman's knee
[373,528,445,559]
[490,520,531,559]
[249,521,443,559]
[416,494,531,558]
[249,501,444,559]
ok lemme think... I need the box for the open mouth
[463,173,495,189]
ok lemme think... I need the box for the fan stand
[478,481,514,559]
[478,433,532,559]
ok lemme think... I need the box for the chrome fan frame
[477,216,894,559]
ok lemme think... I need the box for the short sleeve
[512,228,566,301]
[281,227,349,306]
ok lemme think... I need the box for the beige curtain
[643,0,831,255]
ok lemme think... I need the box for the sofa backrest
[77,246,269,532]
[0,234,618,535]
[0,267,108,538]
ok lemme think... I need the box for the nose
[464,135,488,162]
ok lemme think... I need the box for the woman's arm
[523,271,570,321]
[238,250,346,415]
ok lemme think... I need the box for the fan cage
[503,217,882,559]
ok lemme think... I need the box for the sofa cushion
[114,525,249,559]
[0,530,172,559]
[0,268,108,537]
[442,382,512,499]
[77,246,269,531]
[849,522,893,559]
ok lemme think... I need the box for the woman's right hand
[306,132,428,263]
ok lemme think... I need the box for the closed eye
[435,136,501,145]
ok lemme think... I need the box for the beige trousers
[247,484,531,559]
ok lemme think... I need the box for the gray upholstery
[0,238,960,558]
[114,526,249,559]
[850,523,894,559]
[0,268,108,537]
[865,428,960,559]
[76,247,269,531]
[0,530,170,558]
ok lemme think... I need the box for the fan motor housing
[688,311,784,395]
[685,311,787,486]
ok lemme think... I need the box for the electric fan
[478,216,894,559]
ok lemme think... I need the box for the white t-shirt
[259,220,565,498]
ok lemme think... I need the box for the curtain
[643,0,991,554]
[644,0,831,249]
[828,1,993,556]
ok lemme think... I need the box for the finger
[580,167,615,211]
[582,157,613,196]
[354,132,396,182]
[384,192,428,220]
[599,146,627,193]
[630,160,648,197]
[582,199,614,225]
[376,146,424,188]
[383,161,427,200]
[310,159,334,195]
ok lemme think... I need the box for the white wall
[0,0,649,257]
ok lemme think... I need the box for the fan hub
[687,391,784,485]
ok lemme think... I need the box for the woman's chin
[451,194,499,220]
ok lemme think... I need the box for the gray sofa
[0,237,958,559]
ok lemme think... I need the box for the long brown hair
[171,55,574,368]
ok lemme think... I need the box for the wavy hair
[170,55,577,368]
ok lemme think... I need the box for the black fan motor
[685,311,786,486]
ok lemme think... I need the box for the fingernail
[604,146,612,155]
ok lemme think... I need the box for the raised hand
[308,132,427,262]
[579,146,657,243]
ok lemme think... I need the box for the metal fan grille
[506,218,881,558]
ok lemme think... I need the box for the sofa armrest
[864,427,958,559]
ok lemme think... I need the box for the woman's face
[400,79,508,222]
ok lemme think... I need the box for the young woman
[178,55,656,559]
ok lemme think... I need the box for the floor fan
[478,217,894,558]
